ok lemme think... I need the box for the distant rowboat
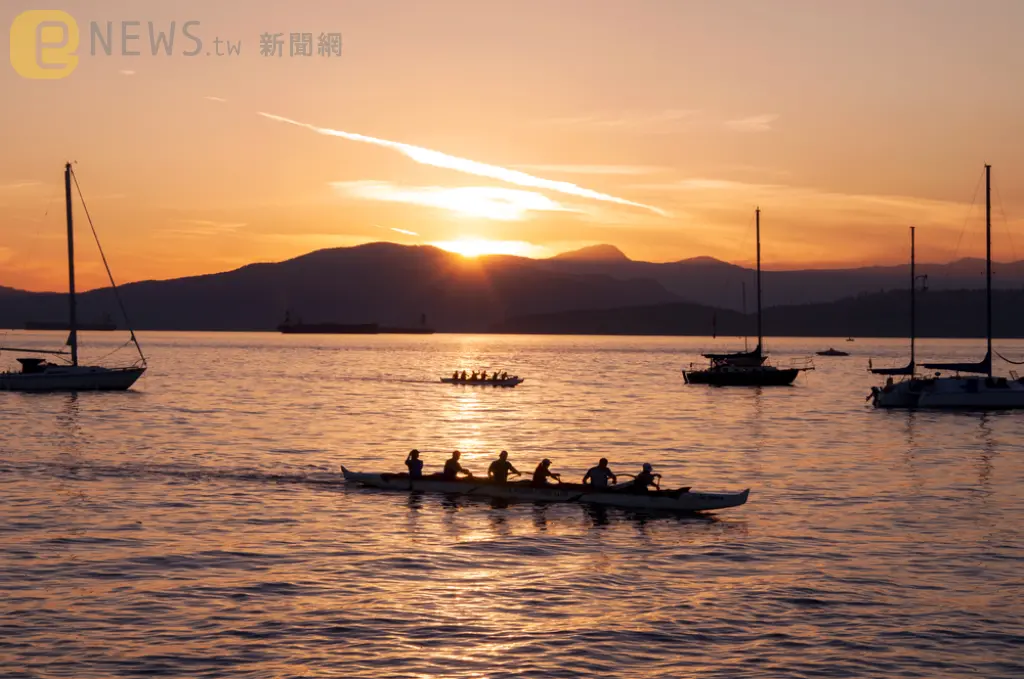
[341,466,750,512]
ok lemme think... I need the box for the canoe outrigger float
[441,376,525,387]
[341,467,750,512]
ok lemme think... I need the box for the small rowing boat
[341,466,750,512]
[441,376,525,387]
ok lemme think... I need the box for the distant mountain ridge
[494,289,1024,339]
[551,244,630,262]
[2,242,1024,332]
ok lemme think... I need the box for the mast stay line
[70,168,146,366]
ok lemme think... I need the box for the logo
[10,10,80,79]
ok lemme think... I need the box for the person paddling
[405,449,424,479]
[582,458,617,490]
[532,458,561,487]
[443,451,473,480]
[487,450,520,483]
[630,463,661,493]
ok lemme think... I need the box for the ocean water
[1,332,1023,678]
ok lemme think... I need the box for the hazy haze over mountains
[1,242,1022,333]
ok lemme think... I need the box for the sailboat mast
[64,162,78,366]
[741,281,748,351]
[755,207,762,350]
[910,226,915,366]
[985,163,992,377]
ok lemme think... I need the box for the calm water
[2,332,1023,678]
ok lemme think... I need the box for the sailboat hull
[0,366,145,392]
[871,376,1024,409]
[683,366,800,386]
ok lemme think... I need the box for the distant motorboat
[816,348,849,356]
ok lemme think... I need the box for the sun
[431,238,544,258]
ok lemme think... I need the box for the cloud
[724,114,778,132]
[537,109,699,130]
[634,177,986,238]
[512,164,669,176]
[387,226,419,236]
[205,96,228,103]
[333,181,575,221]
[259,111,668,216]
[0,181,42,190]
[163,219,248,236]
[119,69,135,76]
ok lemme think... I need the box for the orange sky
[3,0,1024,291]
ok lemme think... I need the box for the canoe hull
[341,468,749,512]
[441,377,524,387]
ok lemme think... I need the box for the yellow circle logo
[10,10,80,79]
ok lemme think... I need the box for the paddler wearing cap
[630,463,662,493]
[531,458,561,487]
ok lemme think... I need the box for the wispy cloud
[259,112,668,216]
[119,69,136,76]
[205,96,228,103]
[178,219,247,229]
[164,219,247,236]
[334,181,574,221]
[387,226,419,236]
[725,114,778,132]
[538,109,698,131]
[513,164,668,176]
[0,181,42,190]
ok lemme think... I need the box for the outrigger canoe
[341,466,750,512]
[441,376,525,387]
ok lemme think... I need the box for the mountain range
[1,242,1022,334]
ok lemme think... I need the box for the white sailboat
[0,163,146,391]
[869,165,1024,409]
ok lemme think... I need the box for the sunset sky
[3,0,1024,291]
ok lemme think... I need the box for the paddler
[531,458,561,486]
[487,450,521,483]
[442,450,473,480]
[582,458,617,490]
[629,463,661,493]
[405,449,424,479]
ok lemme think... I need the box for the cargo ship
[24,314,117,331]
[277,312,434,334]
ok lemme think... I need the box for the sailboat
[682,208,812,386]
[869,165,1024,409]
[0,163,146,391]
[867,226,921,380]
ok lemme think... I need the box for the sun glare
[333,181,570,221]
[431,238,544,258]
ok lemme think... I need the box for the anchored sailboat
[868,226,922,378]
[869,165,1024,409]
[682,208,812,386]
[0,163,146,391]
